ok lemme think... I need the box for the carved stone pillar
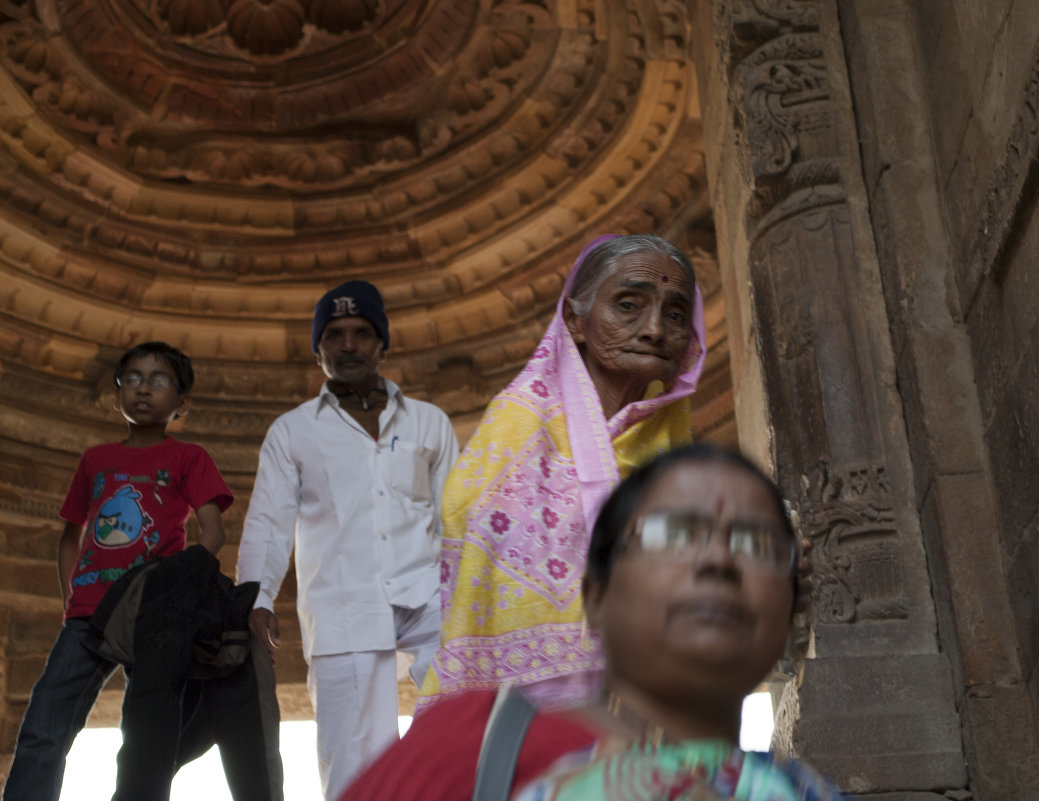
[690,1,965,795]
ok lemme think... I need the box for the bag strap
[472,687,537,801]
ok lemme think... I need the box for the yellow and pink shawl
[419,237,707,711]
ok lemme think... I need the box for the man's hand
[250,608,281,666]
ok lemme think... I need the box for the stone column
[689,1,965,796]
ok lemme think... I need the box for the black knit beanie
[311,281,390,353]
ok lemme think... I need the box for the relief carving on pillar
[732,33,839,226]
[715,0,911,631]
[709,0,840,229]
[737,0,818,28]
[798,460,908,625]
[711,0,819,73]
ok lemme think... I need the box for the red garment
[59,438,233,620]
[339,690,597,801]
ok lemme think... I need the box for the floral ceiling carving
[0,0,730,488]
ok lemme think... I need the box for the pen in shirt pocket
[391,436,398,451]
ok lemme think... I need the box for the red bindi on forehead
[661,275,669,282]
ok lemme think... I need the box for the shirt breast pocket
[386,440,434,503]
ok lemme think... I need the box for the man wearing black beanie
[237,280,459,801]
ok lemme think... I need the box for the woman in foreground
[342,443,849,801]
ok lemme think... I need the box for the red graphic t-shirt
[59,437,233,620]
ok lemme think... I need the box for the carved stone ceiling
[0,0,731,506]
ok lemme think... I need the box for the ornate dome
[0,0,725,725]
[0,0,729,452]
[0,0,729,614]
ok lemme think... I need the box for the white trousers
[307,603,440,801]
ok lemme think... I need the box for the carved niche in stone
[798,460,908,625]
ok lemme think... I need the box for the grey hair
[568,235,697,317]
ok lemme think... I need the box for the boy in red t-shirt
[2,341,233,801]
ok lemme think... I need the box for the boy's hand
[250,608,281,666]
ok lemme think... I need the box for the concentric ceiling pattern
[0,0,730,495]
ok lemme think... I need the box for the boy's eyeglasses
[625,511,798,576]
[117,371,182,392]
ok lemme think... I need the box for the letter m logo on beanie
[333,296,359,317]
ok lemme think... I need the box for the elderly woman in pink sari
[418,234,707,711]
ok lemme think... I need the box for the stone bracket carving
[710,0,839,231]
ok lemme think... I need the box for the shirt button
[381,534,388,540]
[378,490,385,496]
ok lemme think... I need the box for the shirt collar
[315,376,403,415]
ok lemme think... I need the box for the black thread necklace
[334,386,386,411]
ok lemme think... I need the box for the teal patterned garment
[513,737,851,801]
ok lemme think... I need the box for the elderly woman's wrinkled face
[585,459,794,704]
[566,251,696,387]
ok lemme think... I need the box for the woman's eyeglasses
[626,511,798,576]
[117,371,181,392]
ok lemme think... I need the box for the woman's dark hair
[585,443,796,588]
[568,234,697,317]
[113,341,195,394]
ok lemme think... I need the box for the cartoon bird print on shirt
[93,485,153,547]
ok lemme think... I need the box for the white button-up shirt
[236,379,459,661]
